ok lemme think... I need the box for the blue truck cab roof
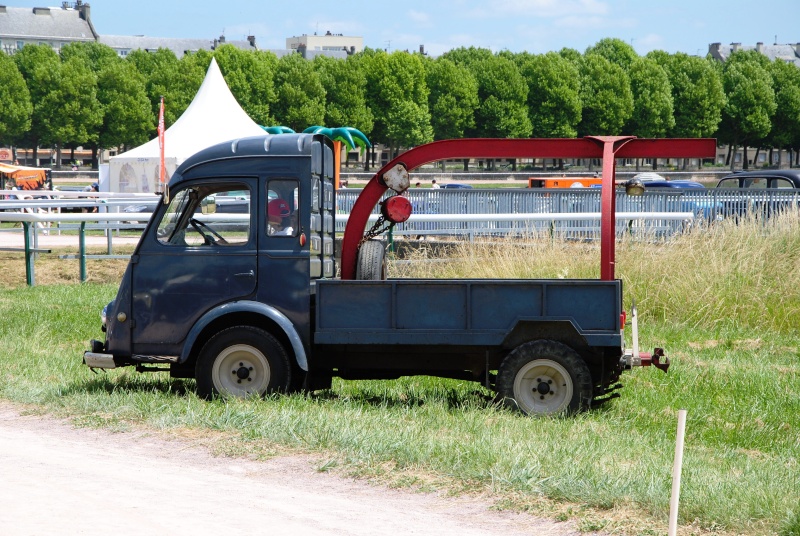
[171,133,333,186]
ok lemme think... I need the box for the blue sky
[13,0,798,57]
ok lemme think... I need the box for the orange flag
[157,96,168,201]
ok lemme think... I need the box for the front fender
[180,300,308,371]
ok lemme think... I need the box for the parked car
[641,179,705,190]
[631,172,669,182]
[715,170,800,219]
[441,183,474,189]
[644,179,720,221]
[716,169,800,189]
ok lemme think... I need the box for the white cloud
[408,10,431,26]
[468,0,609,18]
[301,19,364,36]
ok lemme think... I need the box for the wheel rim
[513,359,573,415]
[211,344,271,397]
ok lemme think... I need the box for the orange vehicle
[0,163,52,190]
[528,176,602,188]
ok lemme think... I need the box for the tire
[356,239,386,280]
[196,326,290,399]
[496,340,592,416]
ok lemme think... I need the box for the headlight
[101,300,115,326]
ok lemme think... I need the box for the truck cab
[89,134,336,392]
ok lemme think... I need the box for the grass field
[1,215,799,535]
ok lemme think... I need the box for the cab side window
[267,179,299,237]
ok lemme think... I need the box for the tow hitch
[623,301,670,373]
[625,347,670,373]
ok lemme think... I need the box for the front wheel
[496,340,592,416]
[196,326,290,399]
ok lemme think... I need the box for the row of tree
[1,38,799,169]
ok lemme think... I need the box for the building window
[16,41,24,50]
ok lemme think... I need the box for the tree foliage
[469,54,531,138]
[577,54,633,136]
[96,59,152,150]
[425,58,478,140]
[213,45,276,125]
[651,52,725,138]
[519,52,581,138]
[41,55,103,154]
[717,50,776,153]
[10,36,800,170]
[363,50,432,151]
[625,57,675,137]
[439,46,494,69]
[127,48,204,128]
[585,38,638,71]
[314,54,373,135]
[767,61,800,152]
[272,52,326,132]
[0,52,32,145]
[13,44,61,151]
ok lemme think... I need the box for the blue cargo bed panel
[314,279,621,347]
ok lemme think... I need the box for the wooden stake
[668,409,687,536]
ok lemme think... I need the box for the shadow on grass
[62,374,194,398]
[309,384,499,412]
[63,374,616,416]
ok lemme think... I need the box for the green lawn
[1,215,799,535]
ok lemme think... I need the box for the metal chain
[358,214,395,248]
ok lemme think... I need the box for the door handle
[234,270,255,278]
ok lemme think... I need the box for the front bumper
[83,351,116,369]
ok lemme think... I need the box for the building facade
[286,31,363,58]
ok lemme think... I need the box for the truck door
[130,180,257,352]
[258,177,309,330]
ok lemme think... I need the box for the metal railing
[3,187,800,285]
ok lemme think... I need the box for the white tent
[109,57,266,193]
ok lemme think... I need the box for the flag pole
[158,96,169,203]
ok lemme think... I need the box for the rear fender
[179,300,308,371]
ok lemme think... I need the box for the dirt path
[0,402,585,536]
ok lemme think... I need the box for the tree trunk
[753,147,761,168]
[725,145,732,166]
[463,159,469,172]
[56,143,63,169]
[742,146,749,170]
[91,146,99,169]
[729,145,737,171]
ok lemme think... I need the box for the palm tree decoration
[260,125,296,134]
[303,126,371,188]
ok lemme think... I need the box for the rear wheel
[196,326,290,399]
[356,240,387,280]
[496,340,592,416]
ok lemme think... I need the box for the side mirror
[624,178,645,196]
[201,195,217,214]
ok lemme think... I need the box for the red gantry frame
[340,137,717,281]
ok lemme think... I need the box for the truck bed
[314,279,622,348]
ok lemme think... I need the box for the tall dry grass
[392,213,800,335]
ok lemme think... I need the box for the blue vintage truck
[84,134,714,415]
